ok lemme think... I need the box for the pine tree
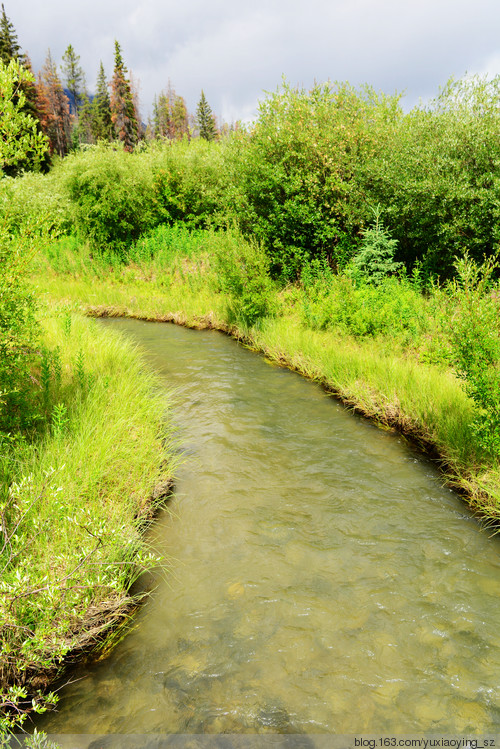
[90,61,112,142]
[196,90,217,141]
[37,50,71,157]
[0,4,20,65]
[61,43,86,113]
[110,40,138,152]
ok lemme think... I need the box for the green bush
[302,271,429,343]
[64,145,160,254]
[364,76,500,277]
[448,253,500,459]
[0,228,39,435]
[227,80,401,279]
[210,228,277,327]
[150,138,237,229]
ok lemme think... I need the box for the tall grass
[1,311,175,732]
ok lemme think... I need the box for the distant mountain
[63,88,94,115]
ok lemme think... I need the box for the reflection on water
[36,320,500,737]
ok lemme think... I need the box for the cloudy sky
[12,0,500,124]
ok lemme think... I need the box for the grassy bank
[33,227,500,522]
[1,309,175,734]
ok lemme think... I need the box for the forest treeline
[0,4,220,168]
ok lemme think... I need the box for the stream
[36,319,500,740]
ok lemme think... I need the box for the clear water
[36,319,500,738]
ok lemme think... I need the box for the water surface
[38,319,500,737]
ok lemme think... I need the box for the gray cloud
[13,0,500,123]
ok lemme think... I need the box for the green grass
[1,309,176,732]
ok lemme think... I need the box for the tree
[61,43,86,113]
[196,90,217,141]
[0,58,48,173]
[0,4,19,65]
[75,92,93,145]
[90,61,112,142]
[36,50,71,157]
[110,40,138,151]
[153,81,189,140]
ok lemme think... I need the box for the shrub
[150,138,237,229]
[448,252,500,459]
[210,228,277,327]
[364,75,500,277]
[228,80,402,279]
[64,145,160,254]
[301,271,429,344]
[0,227,39,435]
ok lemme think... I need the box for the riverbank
[0,309,176,733]
[35,246,499,524]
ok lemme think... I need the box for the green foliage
[301,270,429,343]
[64,146,159,254]
[228,80,401,279]
[364,75,500,277]
[91,62,113,142]
[110,41,138,152]
[0,59,49,173]
[210,228,277,327]
[151,137,236,229]
[349,206,404,284]
[448,252,500,459]
[0,166,72,238]
[196,90,217,141]
[0,226,38,434]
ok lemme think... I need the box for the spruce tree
[61,43,86,113]
[196,90,217,141]
[90,61,112,142]
[0,4,20,65]
[110,40,138,152]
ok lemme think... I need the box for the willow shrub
[150,138,238,230]
[64,145,160,255]
[364,76,500,278]
[227,80,402,279]
[209,228,277,327]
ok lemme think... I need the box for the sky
[11,0,500,125]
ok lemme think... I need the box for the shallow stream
[37,319,500,738]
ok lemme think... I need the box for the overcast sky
[11,0,500,124]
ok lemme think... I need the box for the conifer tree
[196,90,217,141]
[37,50,71,157]
[0,4,19,65]
[110,40,138,151]
[90,61,112,142]
[61,43,86,113]
[75,92,93,145]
